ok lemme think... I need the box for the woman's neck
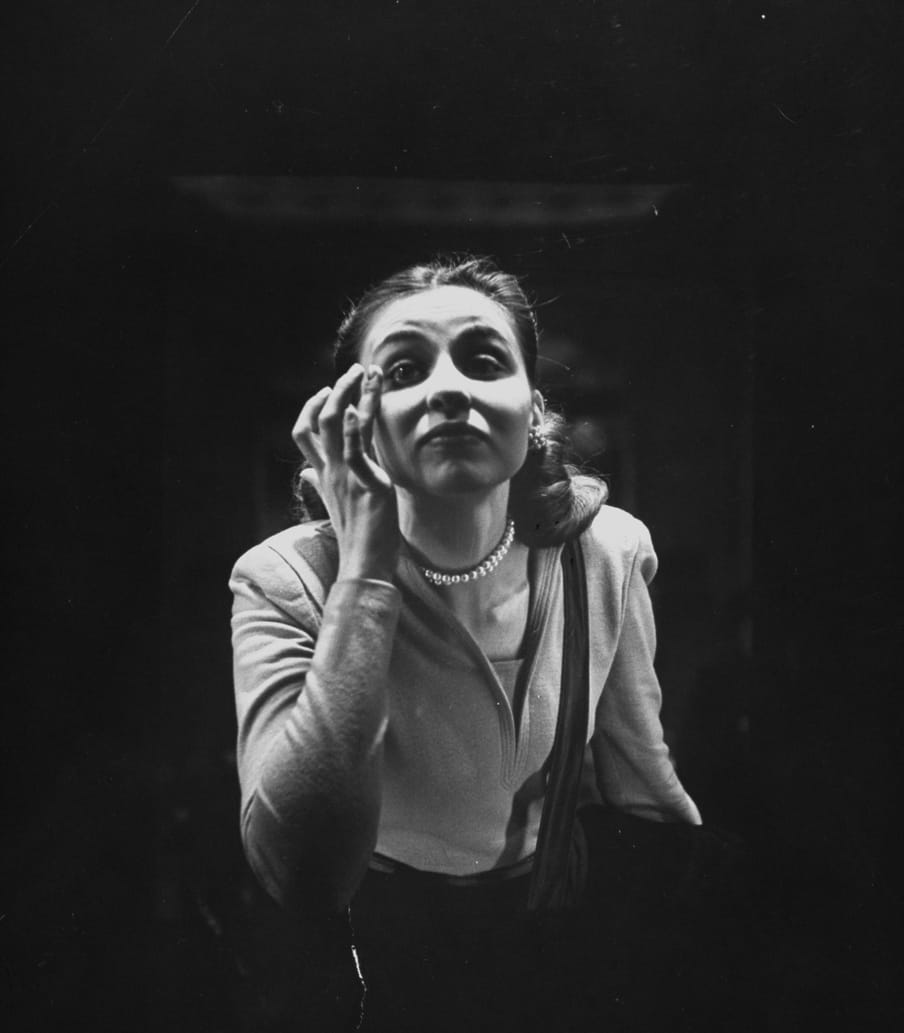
[397,484,529,639]
[396,485,511,572]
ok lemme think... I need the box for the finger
[319,364,365,427]
[342,405,362,465]
[292,386,332,466]
[343,405,390,490]
[298,467,322,494]
[356,365,383,453]
[319,364,365,463]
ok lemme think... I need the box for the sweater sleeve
[230,542,401,913]
[591,521,702,825]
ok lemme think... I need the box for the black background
[3,2,902,1030]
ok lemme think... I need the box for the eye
[463,351,508,379]
[384,358,424,388]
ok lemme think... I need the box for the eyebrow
[372,322,512,357]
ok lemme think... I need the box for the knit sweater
[230,505,701,909]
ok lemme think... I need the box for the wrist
[337,543,398,584]
[337,561,397,585]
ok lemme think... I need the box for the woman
[230,255,702,1031]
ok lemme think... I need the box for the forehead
[361,285,519,357]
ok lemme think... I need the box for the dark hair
[295,255,607,546]
[333,255,541,383]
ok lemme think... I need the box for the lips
[420,423,487,446]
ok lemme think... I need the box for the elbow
[240,801,297,908]
[241,791,377,915]
[684,795,703,826]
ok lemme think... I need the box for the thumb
[298,466,322,495]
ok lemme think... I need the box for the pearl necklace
[418,518,516,586]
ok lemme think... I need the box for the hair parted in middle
[295,254,607,546]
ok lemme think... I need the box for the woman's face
[358,285,543,498]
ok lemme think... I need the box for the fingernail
[366,365,382,385]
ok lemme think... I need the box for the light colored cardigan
[230,505,701,908]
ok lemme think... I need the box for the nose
[425,357,471,416]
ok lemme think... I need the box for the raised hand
[293,364,400,583]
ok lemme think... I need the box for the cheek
[372,407,408,466]
[495,393,533,434]
[490,376,532,414]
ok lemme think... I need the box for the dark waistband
[368,851,534,887]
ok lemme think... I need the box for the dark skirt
[348,847,760,1033]
[349,858,626,1033]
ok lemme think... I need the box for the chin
[417,466,511,498]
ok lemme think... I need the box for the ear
[531,388,546,429]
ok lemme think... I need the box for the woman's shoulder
[230,520,339,605]
[579,504,657,580]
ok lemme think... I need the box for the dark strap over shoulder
[526,535,590,911]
